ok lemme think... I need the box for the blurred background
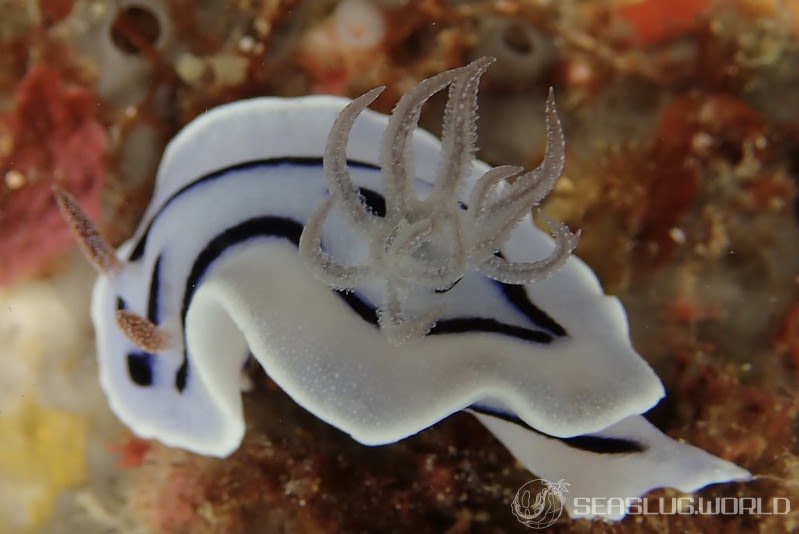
[0,0,798,532]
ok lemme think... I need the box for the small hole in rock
[502,22,534,55]
[111,5,161,55]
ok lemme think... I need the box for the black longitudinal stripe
[148,254,163,323]
[498,283,567,338]
[470,404,646,454]
[128,157,381,261]
[492,251,567,338]
[338,290,379,325]
[335,294,554,343]
[176,217,305,392]
[431,318,553,343]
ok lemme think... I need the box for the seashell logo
[511,478,570,529]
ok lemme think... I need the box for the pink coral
[0,67,107,284]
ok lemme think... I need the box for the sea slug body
[55,58,749,520]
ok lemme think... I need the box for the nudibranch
[55,58,749,520]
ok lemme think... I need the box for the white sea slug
[55,58,749,521]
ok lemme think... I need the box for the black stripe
[560,434,646,454]
[470,404,646,454]
[148,255,163,323]
[434,276,462,293]
[175,360,188,393]
[322,295,556,343]
[498,283,567,338]
[129,157,380,261]
[338,290,379,325]
[430,318,553,343]
[492,251,567,339]
[176,217,305,392]
[358,187,386,217]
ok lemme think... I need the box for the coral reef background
[1,0,798,532]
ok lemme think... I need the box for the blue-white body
[84,93,748,520]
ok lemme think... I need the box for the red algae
[617,0,712,46]
[108,436,151,470]
[0,66,106,285]
[38,0,75,26]
[579,91,777,274]
[665,353,795,469]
